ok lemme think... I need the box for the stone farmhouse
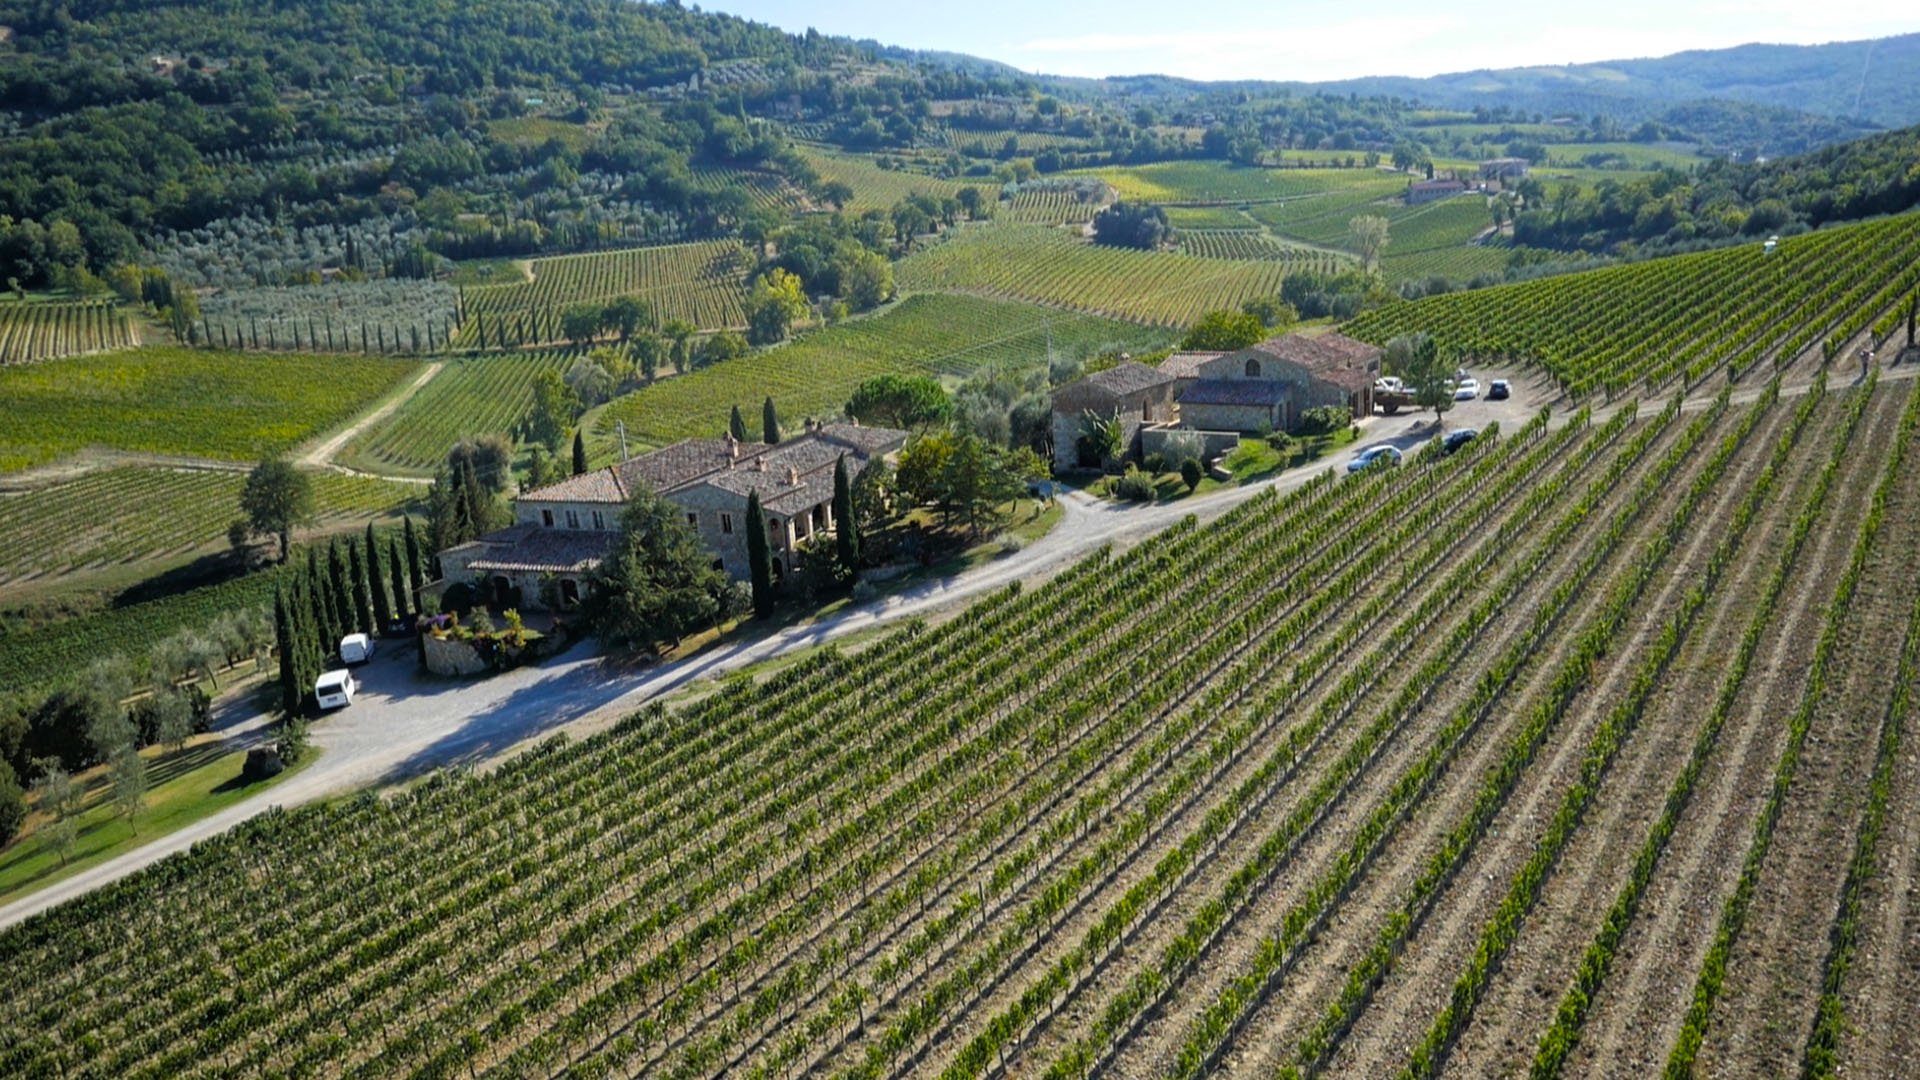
[1406,177,1469,204]
[1173,333,1380,433]
[439,422,906,610]
[1049,361,1178,471]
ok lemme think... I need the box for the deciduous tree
[584,484,730,651]
[239,456,314,563]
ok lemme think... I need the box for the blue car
[1347,444,1403,472]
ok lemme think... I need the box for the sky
[700,0,1918,83]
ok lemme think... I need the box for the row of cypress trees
[274,518,430,717]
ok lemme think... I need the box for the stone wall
[1140,425,1239,463]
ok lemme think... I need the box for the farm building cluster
[1050,331,1383,471]
[437,422,905,611]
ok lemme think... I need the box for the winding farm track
[295,359,443,481]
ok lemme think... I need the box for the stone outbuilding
[1050,361,1178,471]
[438,422,905,610]
[1177,332,1382,434]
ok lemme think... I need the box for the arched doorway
[491,576,512,609]
[559,579,580,609]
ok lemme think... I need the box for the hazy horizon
[702,0,1917,83]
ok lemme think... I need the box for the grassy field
[0,466,420,587]
[0,735,315,906]
[1543,141,1707,169]
[897,224,1342,326]
[341,350,580,476]
[0,348,421,473]
[1076,160,1405,204]
[485,115,596,152]
[1164,205,1259,230]
[592,293,1172,453]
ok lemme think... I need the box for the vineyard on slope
[8,377,1920,1080]
[455,239,753,346]
[342,350,579,476]
[592,294,1170,453]
[1344,211,1920,396]
[896,225,1305,327]
[0,300,137,364]
[0,467,420,587]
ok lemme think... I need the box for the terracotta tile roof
[1158,352,1222,380]
[1244,332,1380,392]
[520,427,902,507]
[1180,379,1290,407]
[1082,361,1176,397]
[447,524,615,574]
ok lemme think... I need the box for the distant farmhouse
[1406,177,1468,204]
[439,422,905,610]
[1051,332,1383,470]
[1479,157,1531,180]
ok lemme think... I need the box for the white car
[339,632,374,665]
[1374,375,1406,394]
[315,670,357,711]
[1454,378,1480,401]
[1347,444,1403,472]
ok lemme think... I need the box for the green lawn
[0,347,421,473]
[0,735,317,905]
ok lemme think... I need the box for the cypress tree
[327,542,354,653]
[458,456,488,540]
[389,535,411,622]
[368,524,392,630]
[729,404,748,441]
[745,490,774,620]
[348,537,374,636]
[833,454,859,574]
[404,516,427,595]
[762,396,781,444]
[572,429,588,475]
[274,586,300,717]
[307,548,337,644]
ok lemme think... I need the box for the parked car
[1453,378,1480,401]
[1374,375,1406,394]
[1488,379,1511,401]
[315,670,357,711]
[1441,428,1479,454]
[339,632,375,665]
[1347,444,1403,472]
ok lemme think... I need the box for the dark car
[1487,379,1511,401]
[1441,428,1479,455]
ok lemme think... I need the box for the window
[686,512,698,528]
[1245,358,1261,378]
[565,510,580,529]
[721,513,733,534]
[541,509,554,528]
[591,510,604,531]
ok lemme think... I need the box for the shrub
[1181,458,1204,492]
[1143,452,1168,474]
[1113,467,1156,502]
[1297,405,1350,436]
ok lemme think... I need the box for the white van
[339,632,374,665]
[315,670,357,710]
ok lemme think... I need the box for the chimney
[788,466,800,486]
[756,456,766,471]
[727,433,738,461]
